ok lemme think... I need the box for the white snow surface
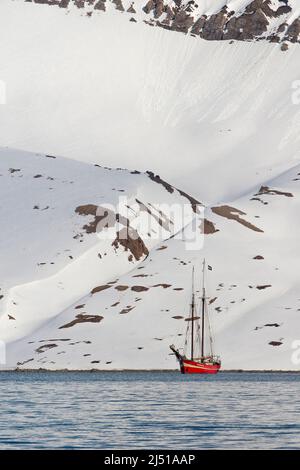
[0,1,300,203]
[1,147,300,370]
[0,1,299,370]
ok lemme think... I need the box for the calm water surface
[0,371,299,449]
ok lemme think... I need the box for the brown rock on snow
[269,341,283,346]
[115,285,129,291]
[91,285,111,294]
[200,218,219,235]
[131,286,149,292]
[36,343,58,354]
[153,284,171,289]
[59,314,104,329]
[120,306,135,314]
[255,186,293,198]
[211,205,264,233]
[112,227,149,261]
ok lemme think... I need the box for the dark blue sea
[0,371,299,450]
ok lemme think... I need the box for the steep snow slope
[0,1,299,370]
[0,1,300,202]
[0,148,198,345]
[1,148,300,370]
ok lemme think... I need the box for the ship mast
[201,259,206,359]
[191,266,195,361]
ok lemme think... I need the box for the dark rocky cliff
[24,0,300,45]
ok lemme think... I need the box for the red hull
[182,359,221,374]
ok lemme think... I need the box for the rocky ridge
[24,0,300,45]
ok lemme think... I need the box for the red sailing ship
[170,260,221,375]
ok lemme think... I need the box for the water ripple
[0,371,299,449]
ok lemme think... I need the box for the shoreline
[0,368,299,373]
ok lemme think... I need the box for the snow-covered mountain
[0,148,198,338]
[19,0,300,44]
[1,0,300,203]
[0,0,299,369]
[1,147,300,370]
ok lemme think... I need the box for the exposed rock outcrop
[24,0,300,45]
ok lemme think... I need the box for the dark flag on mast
[208,265,213,271]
